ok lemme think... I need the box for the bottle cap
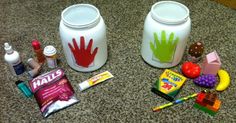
[27,58,34,63]
[78,81,90,91]
[43,45,57,56]
[15,80,23,85]
[4,43,13,54]
[32,40,41,50]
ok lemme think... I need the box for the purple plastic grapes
[193,74,217,88]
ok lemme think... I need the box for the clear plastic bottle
[4,43,25,75]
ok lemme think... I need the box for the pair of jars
[59,1,191,72]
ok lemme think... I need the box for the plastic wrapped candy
[29,69,79,117]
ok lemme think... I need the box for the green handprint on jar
[150,30,179,63]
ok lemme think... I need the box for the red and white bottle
[32,40,45,64]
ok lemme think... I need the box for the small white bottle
[43,45,57,68]
[4,43,25,75]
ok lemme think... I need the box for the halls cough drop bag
[29,68,79,117]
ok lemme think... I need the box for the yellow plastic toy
[216,69,230,91]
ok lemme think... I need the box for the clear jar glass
[141,1,191,68]
[59,4,107,72]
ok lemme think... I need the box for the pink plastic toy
[202,51,221,75]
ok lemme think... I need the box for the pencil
[152,93,198,112]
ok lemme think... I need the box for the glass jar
[59,4,107,72]
[141,1,191,68]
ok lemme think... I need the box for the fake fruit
[193,74,217,88]
[216,69,230,91]
[181,62,201,79]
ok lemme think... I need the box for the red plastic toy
[194,91,221,116]
[181,62,201,79]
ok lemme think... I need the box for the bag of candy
[29,68,79,117]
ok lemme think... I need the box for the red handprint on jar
[68,36,98,68]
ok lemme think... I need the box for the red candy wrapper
[29,68,79,117]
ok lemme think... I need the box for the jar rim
[61,4,101,28]
[151,1,189,24]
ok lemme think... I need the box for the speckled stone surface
[0,0,236,122]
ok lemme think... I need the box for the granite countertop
[0,0,236,122]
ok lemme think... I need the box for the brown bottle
[32,40,45,63]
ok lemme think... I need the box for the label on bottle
[46,57,57,68]
[13,62,25,75]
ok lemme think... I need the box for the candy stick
[152,92,199,112]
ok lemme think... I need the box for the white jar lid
[43,45,57,56]
[61,4,101,28]
[151,1,189,24]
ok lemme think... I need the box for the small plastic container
[59,4,107,72]
[141,1,191,68]
[27,58,41,78]
[43,45,57,68]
